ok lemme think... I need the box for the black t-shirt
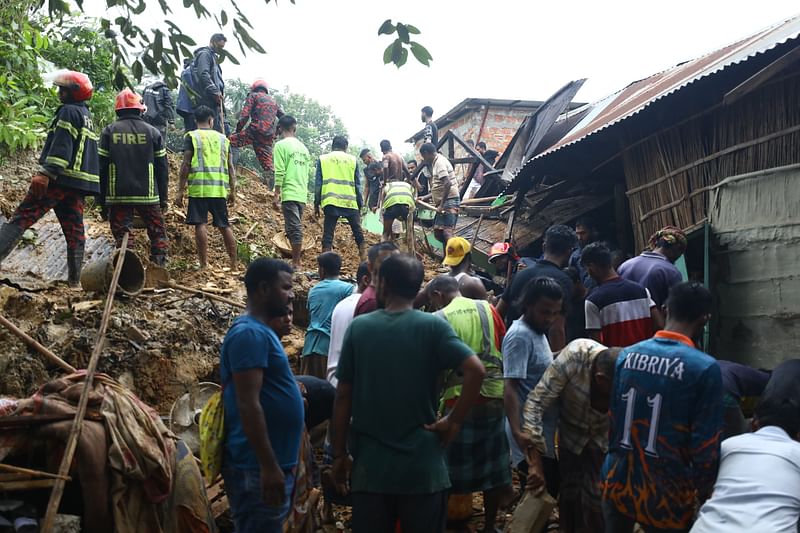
[501,258,574,325]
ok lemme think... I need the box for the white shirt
[325,292,361,387]
[691,426,800,533]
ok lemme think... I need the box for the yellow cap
[443,237,471,266]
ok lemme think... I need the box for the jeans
[222,466,295,533]
[602,499,689,533]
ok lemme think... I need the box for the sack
[198,391,224,484]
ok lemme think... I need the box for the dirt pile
[0,150,441,412]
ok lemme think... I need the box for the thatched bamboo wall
[622,71,800,250]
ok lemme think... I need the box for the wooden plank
[41,234,129,531]
[0,463,70,481]
[724,44,800,105]
[0,479,60,491]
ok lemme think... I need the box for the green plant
[0,6,55,157]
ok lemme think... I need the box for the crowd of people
[1,33,798,533]
[217,212,799,533]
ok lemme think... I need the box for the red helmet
[115,88,146,112]
[488,242,518,262]
[53,70,93,102]
[250,79,270,92]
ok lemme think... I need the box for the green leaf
[221,9,228,25]
[390,40,403,65]
[395,46,408,68]
[396,23,409,44]
[406,24,421,35]
[218,48,241,65]
[233,19,265,54]
[410,41,432,66]
[382,42,393,65]
[378,19,395,36]
[152,29,163,61]
[131,59,142,80]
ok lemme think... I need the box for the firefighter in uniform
[0,70,99,287]
[229,79,284,189]
[98,89,170,266]
[379,179,416,244]
[314,135,366,261]
[174,105,238,270]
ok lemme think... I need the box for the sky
[89,0,799,152]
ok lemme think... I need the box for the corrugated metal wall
[710,166,800,368]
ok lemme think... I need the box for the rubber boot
[0,223,24,266]
[358,243,367,262]
[66,249,84,288]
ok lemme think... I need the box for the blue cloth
[602,333,723,530]
[618,251,683,309]
[222,466,295,533]
[302,279,354,357]
[501,318,557,462]
[221,315,304,471]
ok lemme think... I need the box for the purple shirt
[617,251,682,309]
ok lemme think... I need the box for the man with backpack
[177,34,227,133]
[230,79,284,188]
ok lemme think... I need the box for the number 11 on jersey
[619,387,662,457]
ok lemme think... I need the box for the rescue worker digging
[0,70,99,287]
[378,178,415,244]
[174,105,238,270]
[98,89,169,266]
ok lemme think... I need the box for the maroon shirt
[354,285,377,316]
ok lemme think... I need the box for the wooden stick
[470,215,485,249]
[41,233,129,531]
[0,463,70,481]
[459,195,500,206]
[0,479,60,491]
[406,209,415,257]
[416,199,438,211]
[243,222,259,239]
[163,281,246,309]
[0,313,76,373]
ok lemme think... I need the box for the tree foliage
[31,1,430,88]
[0,1,55,158]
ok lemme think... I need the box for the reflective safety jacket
[98,115,168,206]
[382,180,416,210]
[435,296,504,400]
[187,129,230,198]
[318,151,359,210]
[38,103,100,194]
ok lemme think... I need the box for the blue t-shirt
[618,251,683,309]
[221,315,304,471]
[303,279,354,357]
[602,332,723,530]
[502,318,557,460]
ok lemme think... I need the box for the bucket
[80,249,145,296]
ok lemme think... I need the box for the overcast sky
[92,0,799,152]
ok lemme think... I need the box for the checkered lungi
[558,442,605,533]
[445,398,512,494]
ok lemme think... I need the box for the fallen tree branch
[162,281,246,309]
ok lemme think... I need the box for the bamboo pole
[0,479,60,491]
[0,463,70,481]
[459,195,500,206]
[163,281,246,309]
[470,215,485,249]
[41,233,129,531]
[416,199,438,211]
[0,313,76,373]
[243,222,259,239]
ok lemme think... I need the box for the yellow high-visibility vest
[188,129,230,198]
[382,180,416,210]
[320,151,358,210]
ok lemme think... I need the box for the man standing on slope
[0,71,98,286]
[272,115,310,269]
[98,89,169,266]
[230,79,284,188]
[315,136,366,261]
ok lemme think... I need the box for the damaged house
[456,15,800,367]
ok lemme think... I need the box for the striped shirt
[585,277,654,348]
[523,338,609,456]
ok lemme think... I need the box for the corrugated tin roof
[537,14,800,158]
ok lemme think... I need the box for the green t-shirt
[336,309,473,494]
[273,136,311,203]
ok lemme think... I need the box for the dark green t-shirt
[336,309,473,494]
